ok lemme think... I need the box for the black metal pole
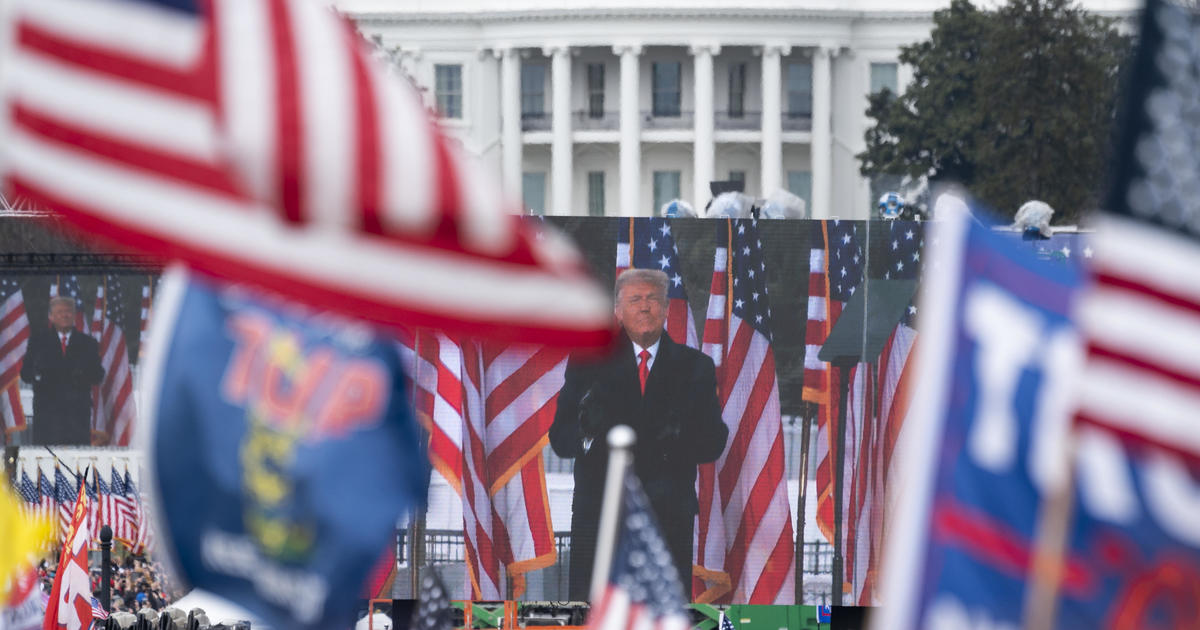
[794,411,813,604]
[100,524,113,613]
[831,359,854,607]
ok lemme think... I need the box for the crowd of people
[36,549,181,615]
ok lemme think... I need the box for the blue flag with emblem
[142,270,428,630]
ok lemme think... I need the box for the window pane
[728,63,746,118]
[587,64,605,118]
[786,63,812,117]
[522,172,546,215]
[787,170,812,208]
[587,171,605,217]
[870,62,899,95]
[729,170,746,185]
[652,62,681,117]
[434,64,463,119]
[521,64,545,118]
[652,171,681,214]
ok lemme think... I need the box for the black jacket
[20,328,104,445]
[550,329,727,599]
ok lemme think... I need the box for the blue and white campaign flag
[139,267,429,630]
[873,195,1086,630]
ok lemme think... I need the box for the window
[729,170,746,185]
[521,64,546,119]
[652,62,681,117]
[587,64,605,119]
[587,171,606,216]
[434,64,463,119]
[786,62,812,118]
[787,170,812,208]
[870,62,899,95]
[728,63,746,118]
[652,171,681,215]
[522,172,546,215]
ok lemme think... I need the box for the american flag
[83,470,99,540]
[803,220,922,604]
[412,567,454,630]
[719,610,737,630]
[1,0,612,349]
[109,465,139,549]
[17,469,40,518]
[89,276,137,446]
[123,469,150,554]
[701,218,795,604]
[54,466,75,536]
[40,467,56,528]
[94,471,111,539]
[50,276,89,333]
[615,218,698,348]
[586,471,689,630]
[138,276,155,363]
[88,596,109,621]
[403,331,561,599]
[1075,0,1200,463]
[0,278,30,438]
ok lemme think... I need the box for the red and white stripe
[702,222,794,604]
[1075,215,1200,458]
[0,284,29,436]
[405,332,561,599]
[803,223,839,546]
[91,281,137,446]
[695,245,730,602]
[588,585,690,630]
[138,280,152,363]
[1,0,612,348]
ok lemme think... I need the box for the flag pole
[589,424,636,603]
[794,411,813,603]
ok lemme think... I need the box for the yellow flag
[0,483,52,599]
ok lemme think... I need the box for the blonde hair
[48,296,75,312]
[615,268,669,303]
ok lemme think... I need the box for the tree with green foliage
[858,0,1131,223]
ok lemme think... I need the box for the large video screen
[2,216,968,607]
[3,273,155,447]
[405,216,930,606]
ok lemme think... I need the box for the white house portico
[342,1,1138,219]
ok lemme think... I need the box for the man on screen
[550,268,728,601]
[21,296,104,444]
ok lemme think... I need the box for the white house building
[340,0,1138,220]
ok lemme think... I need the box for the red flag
[43,478,92,630]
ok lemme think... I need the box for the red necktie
[638,349,650,394]
[60,334,67,355]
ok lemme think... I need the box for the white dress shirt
[631,337,661,373]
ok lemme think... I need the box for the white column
[615,44,642,216]
[547,45,573,215]
[759,44,789,198]
[499,47,523,200]
[811,45,834,219]
[691,43,718,208]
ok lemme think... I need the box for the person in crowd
[550,268,729,601]
[20,296,104,445]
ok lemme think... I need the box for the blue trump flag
[141,269,428,630]
[874,197,1086,630]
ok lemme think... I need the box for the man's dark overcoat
[550,329,728,601]
[21,327,104,445]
